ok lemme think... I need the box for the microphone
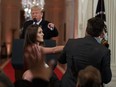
[33,18,37,25]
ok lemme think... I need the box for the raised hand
[48,23,54,30]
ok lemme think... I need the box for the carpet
[2,59,63,83]
[54,67,63,80]
[3,59,15,83]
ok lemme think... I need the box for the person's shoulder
[24,20,33,25]
[14,79,32,87]
[32,78,49,87]
[68,38,83,42]
[41,20,50,23]
[23,20,33,28]
[96,42,110,55]
[101,44,110,51]
[65,39,76,46]
[67,38,74,43]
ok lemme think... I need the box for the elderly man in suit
[20,6,58,40]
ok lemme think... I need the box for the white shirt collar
[94,37,101,43]
[36,18,42,25]
[33,18,42,25]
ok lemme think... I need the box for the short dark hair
[77,66,101,87]
[86,17,106,37]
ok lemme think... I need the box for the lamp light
[21,0,45,19]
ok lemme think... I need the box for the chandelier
[21,0,45,19]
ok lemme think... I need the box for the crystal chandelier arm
[21,0,45,19]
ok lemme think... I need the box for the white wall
[0,0,1,49]
[77,0,93,38]
[104,0,116,86]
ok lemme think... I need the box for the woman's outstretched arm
[41,46,64,54]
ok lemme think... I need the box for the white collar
[36,18,42,25]
[33,18,42,25]
[94,37,101,43]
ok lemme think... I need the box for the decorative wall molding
[105,0,116,86]
[0,0,1,47]
[65,0,74,40]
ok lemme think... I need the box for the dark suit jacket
[20,20,58,39]
[58,36,112,87]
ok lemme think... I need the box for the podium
[12,39,57,69]
[12,39,24,69]
[44,40,57,62]
[12,39,58,80]
[11,39,24,80]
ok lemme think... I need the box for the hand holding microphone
[48,23,54,30]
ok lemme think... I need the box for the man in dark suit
[58,17,112,87]
[20,6,58,40]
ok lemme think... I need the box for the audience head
[32,78,49,87]
[31,6,43,21]
[25,25,44,46]
[86,17,106,37]
[14,79,32,87]
[0,82,7,87]
[14,78,49,87]
[76,66,101,87]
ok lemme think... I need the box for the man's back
[59,36,111,87]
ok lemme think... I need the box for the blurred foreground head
[76,66,101,87]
